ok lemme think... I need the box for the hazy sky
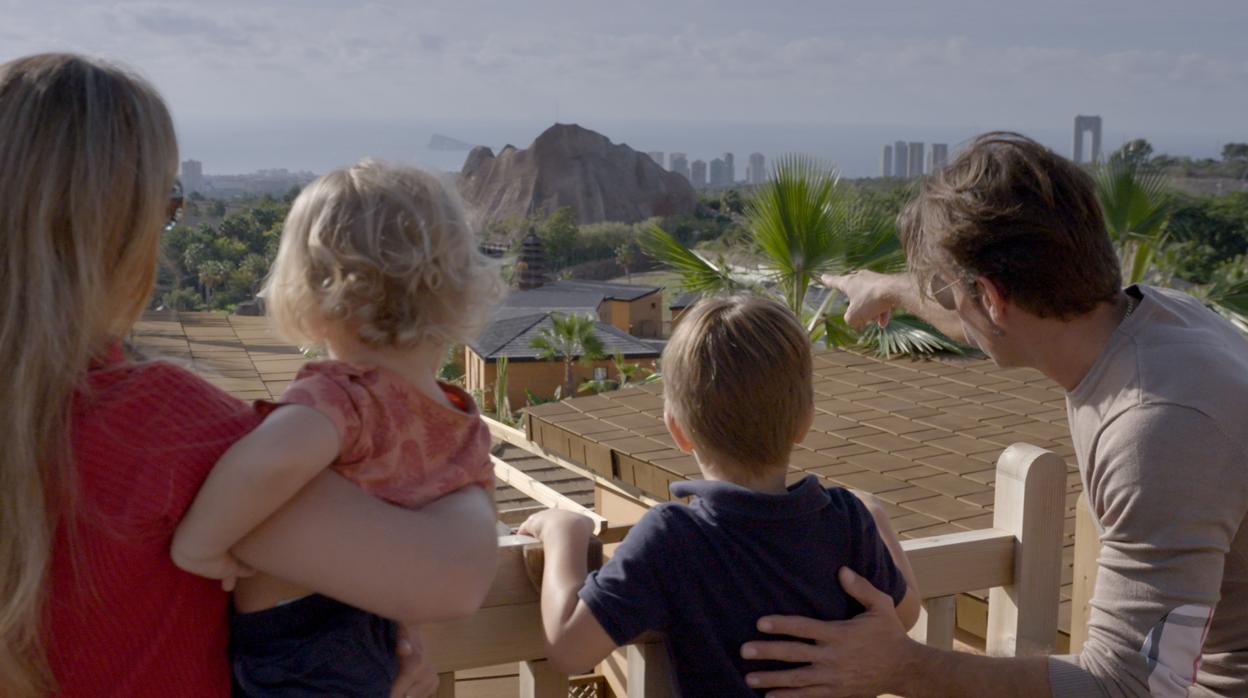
[6,1,1247,174]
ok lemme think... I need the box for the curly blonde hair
[264,160,503,349]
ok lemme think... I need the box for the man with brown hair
[741,132,1248,697]
[518,295,920,696]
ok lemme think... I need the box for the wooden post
[627,640,675,698]
[986,444,1066,657]
[434,672,455,698]
[909,595,956,650]
[520,659,569,698]
[1069,492,1099,654]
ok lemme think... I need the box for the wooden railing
[427,442,1066,697]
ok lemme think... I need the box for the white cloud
[1,0,1246,134]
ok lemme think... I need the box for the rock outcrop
[428,133,476,151]
[458,123,696,225]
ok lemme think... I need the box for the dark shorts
[230,593,398,697]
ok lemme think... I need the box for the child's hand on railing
[518,509,595,542]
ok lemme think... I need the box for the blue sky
[6,1,1247,174]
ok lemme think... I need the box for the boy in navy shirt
[519,296,921,696]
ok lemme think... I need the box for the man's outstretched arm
[741,567,1051,698]
[822,270,967,343]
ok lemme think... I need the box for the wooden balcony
[428,429,1066,697]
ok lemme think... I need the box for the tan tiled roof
[523,349,1080,636]
[131,310,306,400]
[492,443,596,525]
[129,310,595,522]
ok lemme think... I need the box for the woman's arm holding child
[517,510,618,675]
[233,475,499,623]
[171,405,340,586]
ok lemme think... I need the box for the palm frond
[818,313,860,348]
[641,225,739,295]
[747,155,842,313]
[1095,159,1170,242]
[859,315,964,358]
[1094,159,1172,285]
[1199,273,1248,334]
[528,334,562,362]
[579,326,607,363]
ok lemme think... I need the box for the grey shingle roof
[542,279,660,302]
[468,312,663,361]
[502,288,605,310]
[669,290,701,309]
[492,305,603,322]
[669,286,840,311]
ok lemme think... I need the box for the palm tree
[1190,268,1248,335]
[493,356,514,425]
[1094,158,1171,285]
[530,313,606,398]
[643,155,960,357]
[196,260,230,304]
[577,351,655,394]
[1094,160,1248,334]
[615,243,637,284]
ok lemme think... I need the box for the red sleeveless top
[46,351,260,696]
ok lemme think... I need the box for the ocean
[175,115,1241,179]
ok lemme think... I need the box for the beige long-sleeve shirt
[1049,286,1248,698]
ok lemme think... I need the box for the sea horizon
[176,115,1242,180]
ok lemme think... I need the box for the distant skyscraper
[907,142,925,178]
[1073,115,1103,163]
[670,153,691,182]
[646,151,665,169]
[723,153,735,184]
[691,160,708,188]
[882,145,894,177]
[747,152,766,184]
[181,159,204,194]
[929,143,949,172]
[709,158,728,187]
[893,141,908,180]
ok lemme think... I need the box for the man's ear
[976,275,1009,327]
[665,410,695,454]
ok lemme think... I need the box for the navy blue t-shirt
[578,475,907,697]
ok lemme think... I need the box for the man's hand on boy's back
[742,567,1052,697]
[741,567,919,696]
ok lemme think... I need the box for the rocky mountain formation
[458,123,696,225]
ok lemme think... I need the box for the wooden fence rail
[427,442,1065,697]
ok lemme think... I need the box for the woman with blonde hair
[0,53,498,698]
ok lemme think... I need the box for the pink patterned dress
[256,360,494,506]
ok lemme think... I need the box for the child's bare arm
[517,510,618,675]
[171,405,340,580]
[853,490,922,630]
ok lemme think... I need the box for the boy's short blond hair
[264,159,503,349]
[662,295,813,476]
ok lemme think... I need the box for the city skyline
[4,0,1246,177]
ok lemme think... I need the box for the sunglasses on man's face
[929,275,959,311]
